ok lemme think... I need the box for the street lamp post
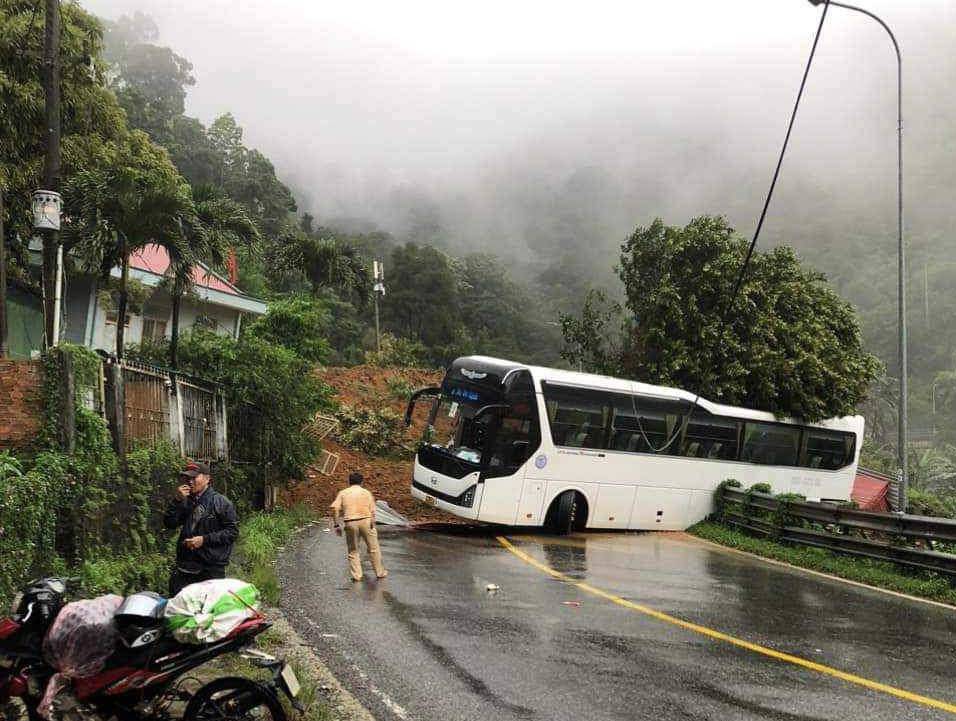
[809,0,906,510]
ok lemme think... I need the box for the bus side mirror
[405,386,441,426]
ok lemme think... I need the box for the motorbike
[0,578,303,721]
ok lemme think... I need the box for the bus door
[477,391,542,525]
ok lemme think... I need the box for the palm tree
[63,132,194,360]
[168,186,260,369]
[298,235,371,307]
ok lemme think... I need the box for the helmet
[15,578,69,630]
[114,592,167,648]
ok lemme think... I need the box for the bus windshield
[426,394,492,465]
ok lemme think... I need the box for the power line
[629,0,832,453]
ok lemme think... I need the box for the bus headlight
[458,485,476,508]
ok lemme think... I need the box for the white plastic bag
[164,578,260,644]
[39,594,123,719]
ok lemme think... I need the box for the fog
[83,0,955,272]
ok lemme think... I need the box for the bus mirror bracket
[405,386,442,426]
[474,403,509,420]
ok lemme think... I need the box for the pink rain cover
[38,594,123,719]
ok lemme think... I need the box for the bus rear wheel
[546,491,585,535]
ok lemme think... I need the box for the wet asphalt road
[278,525,956,721]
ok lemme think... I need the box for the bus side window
[543,385,611,449]
[682,413,739,460]
[803,428,855,470]
[742,422,800,466]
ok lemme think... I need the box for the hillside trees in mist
[98,11,568,368]
[562,216,882,421]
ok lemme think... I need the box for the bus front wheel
[546,491,585,535]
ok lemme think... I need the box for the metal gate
[121,361,171,451]
[178,379,218,460]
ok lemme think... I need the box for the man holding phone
[163,461,239,596]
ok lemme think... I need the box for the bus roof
[451,355,863,433]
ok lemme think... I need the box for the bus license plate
[281,664,301,698]
[424,494,437,506]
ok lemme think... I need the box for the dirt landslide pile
[283,365,460,523]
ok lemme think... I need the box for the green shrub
[334,404,410,457]
[385,376,415,400]
[364,333,428,368]
[748,482,772,495]
[713,478,742,521]
[907,489,956,519]
[77,549,171,597]
[165,328,331,478]
[245,297,334,363]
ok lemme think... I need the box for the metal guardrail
[719,486,956,577]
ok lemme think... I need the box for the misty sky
[83,0,954,264]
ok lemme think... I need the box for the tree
[168,185,260,368]
[381,243,463,360]
[63,131,193,359]
[0,0,128,279]
[560,289,627,374]
[456,253,561,364]
[245,296,333,363]
[101,12,195,144]
[563,216,882,421]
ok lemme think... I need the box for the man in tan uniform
[330,472,388,581]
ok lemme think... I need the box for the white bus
[406,356,864,533]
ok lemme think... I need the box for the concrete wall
[0,360,42,450]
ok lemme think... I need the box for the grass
[223,505,336,721]
[210,628,333,721]
[689,520,956,607]
[230,504,315,605]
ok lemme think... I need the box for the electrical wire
[627,0,832,454]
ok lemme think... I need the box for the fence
[107,358,227,461]
[718,485,956,577]
[120,361,172,453]
[177,377,219,460]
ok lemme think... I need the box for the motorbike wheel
[183,677,287,721]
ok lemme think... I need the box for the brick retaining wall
[0,360,42,450]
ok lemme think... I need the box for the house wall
[0,360,42,450]
[62,275,94,346]
[177,300,241,338]
[63,272,246,355]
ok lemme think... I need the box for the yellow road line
[496,536,956,715]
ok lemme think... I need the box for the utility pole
[0,189,7,358]
[373,260,385,353]
[808,0,907,511]
[40,0,61,349]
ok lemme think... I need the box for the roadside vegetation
[693,478,956,606]
[690,520,956,606]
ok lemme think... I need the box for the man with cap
[163,461,240,596]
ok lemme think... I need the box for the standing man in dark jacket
[163,461,239,596]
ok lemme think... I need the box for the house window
[142,317,168,345]
[195,314,217,331]
[105,310,130,327]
